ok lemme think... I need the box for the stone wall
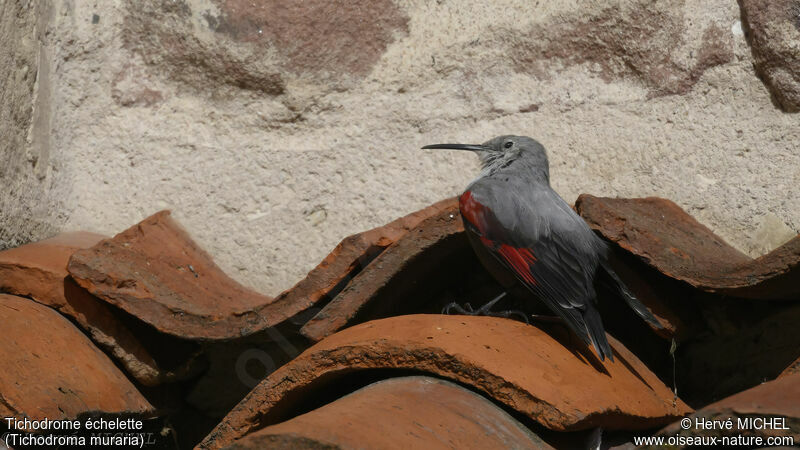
[1,0,798,295]
[0,0,61,249]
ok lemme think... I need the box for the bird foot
[442,292,529,324]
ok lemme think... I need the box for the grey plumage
[423,135,662,361]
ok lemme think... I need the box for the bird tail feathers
[600,261,664,329]
[584,305,613,362]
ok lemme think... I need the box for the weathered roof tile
[200,314,690,449]
[576,195,800,299]
[0,294,154,425]
[0,232,168,386]
[67,211,277,340]
[222,376,552,449]
[301,200,464,341]
[68,201,457,341]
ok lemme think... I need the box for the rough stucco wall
[2,0,798,295]
[0,0,63,249]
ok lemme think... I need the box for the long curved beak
[421,143,490,152]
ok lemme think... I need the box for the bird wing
[460,186,614,360]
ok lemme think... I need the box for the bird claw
[441,292,529,324]
[442,302,468,315]
[488,309,530,324]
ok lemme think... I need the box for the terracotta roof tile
[222,376,552,449]
[576,195,800,299]
[301,200,463,341]
[0,294,154,425]
[0,232,169,386]
[200,314,690,449]
[67,211,277,341]
[67,201,456,341]
[274,197,458,335]
[779,357,800,379]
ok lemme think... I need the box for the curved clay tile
[199,315,690,449]
[0,232,168,386]
[301,200,464,341]
[67,200,455,341]
[576,195,800,299]
[271,197,459,334]
[779,357,800,379]
[0,294,154,425]
[222,376,552,449]
[67,211,277,340]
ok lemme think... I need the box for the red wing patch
[459,190,485,229]
[459,191,538,286]
[498,245,538,286]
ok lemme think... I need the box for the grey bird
[422,135,662,361]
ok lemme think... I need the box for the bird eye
[503,141,513,149]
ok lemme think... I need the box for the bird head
[422,135,549,181]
